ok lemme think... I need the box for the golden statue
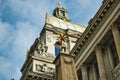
[57,33,68,53]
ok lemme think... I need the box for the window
[55,42,61,56]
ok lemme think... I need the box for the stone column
[111,23,120,61]
[53,53,78,80]
[81,64,88,80]
[95,45,108,80]
[106,46,114,70]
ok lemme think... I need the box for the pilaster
[111,23,120,61]
[95,45,108,80]
[81,64,88,80]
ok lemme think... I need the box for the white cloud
[0,22,14,50]
[7,0,56,26]
[0,56,12,74]
[0,56,22,80]
[11,21,40,60]
[0,56,20,80]
[0,21,40,79]
[0,22,10,44]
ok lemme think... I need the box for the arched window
[55,42,61,56]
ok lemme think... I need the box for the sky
[0,0,102,80]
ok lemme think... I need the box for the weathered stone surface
[53,53,78,80]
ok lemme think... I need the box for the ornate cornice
[70,0,117,56]
[44,24,82,38]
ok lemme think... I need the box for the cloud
[10,21,40,61]
[0,56,12,80]
[0,21,40,79]
[6,0,56,26]
[0,21,14,50]
[0,56,22,80]
[0,56,12,75]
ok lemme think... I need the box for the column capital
[81,63,89,80]
[95,44,104,53]
[81,63,88,71]
[111,23,119,31]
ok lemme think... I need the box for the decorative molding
[70,0,115,56]
[36,64,54,75]
[33,38,55,60]
[95,44,105,54]
[112,63,120,80]
[64,57,72,64]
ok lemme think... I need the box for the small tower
[53,2,70,21]
[20,2,86,80]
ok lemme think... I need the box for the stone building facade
[70,0,120,80]
[20,2,85,80]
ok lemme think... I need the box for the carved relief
[64,57,72,64]
[36,38,48,55]
[36,64,54,75]
[47,36,52,42]
[34,38,55,59]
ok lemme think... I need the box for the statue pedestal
[53,53,78,80]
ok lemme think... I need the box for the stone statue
[40,39,47,54]
[35,38,48,56]
[57,33,68,53]
[34,38,55,60]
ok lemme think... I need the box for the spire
[45,11,49,19]
[25,49,29,61]
[45,11,49,23]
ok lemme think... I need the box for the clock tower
[20,2,86,80]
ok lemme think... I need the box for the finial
[45,11,49,23]
[45,11,49,19]
[25,49,29,61]
[57,1,62,8]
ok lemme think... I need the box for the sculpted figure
[36,38,48,55]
